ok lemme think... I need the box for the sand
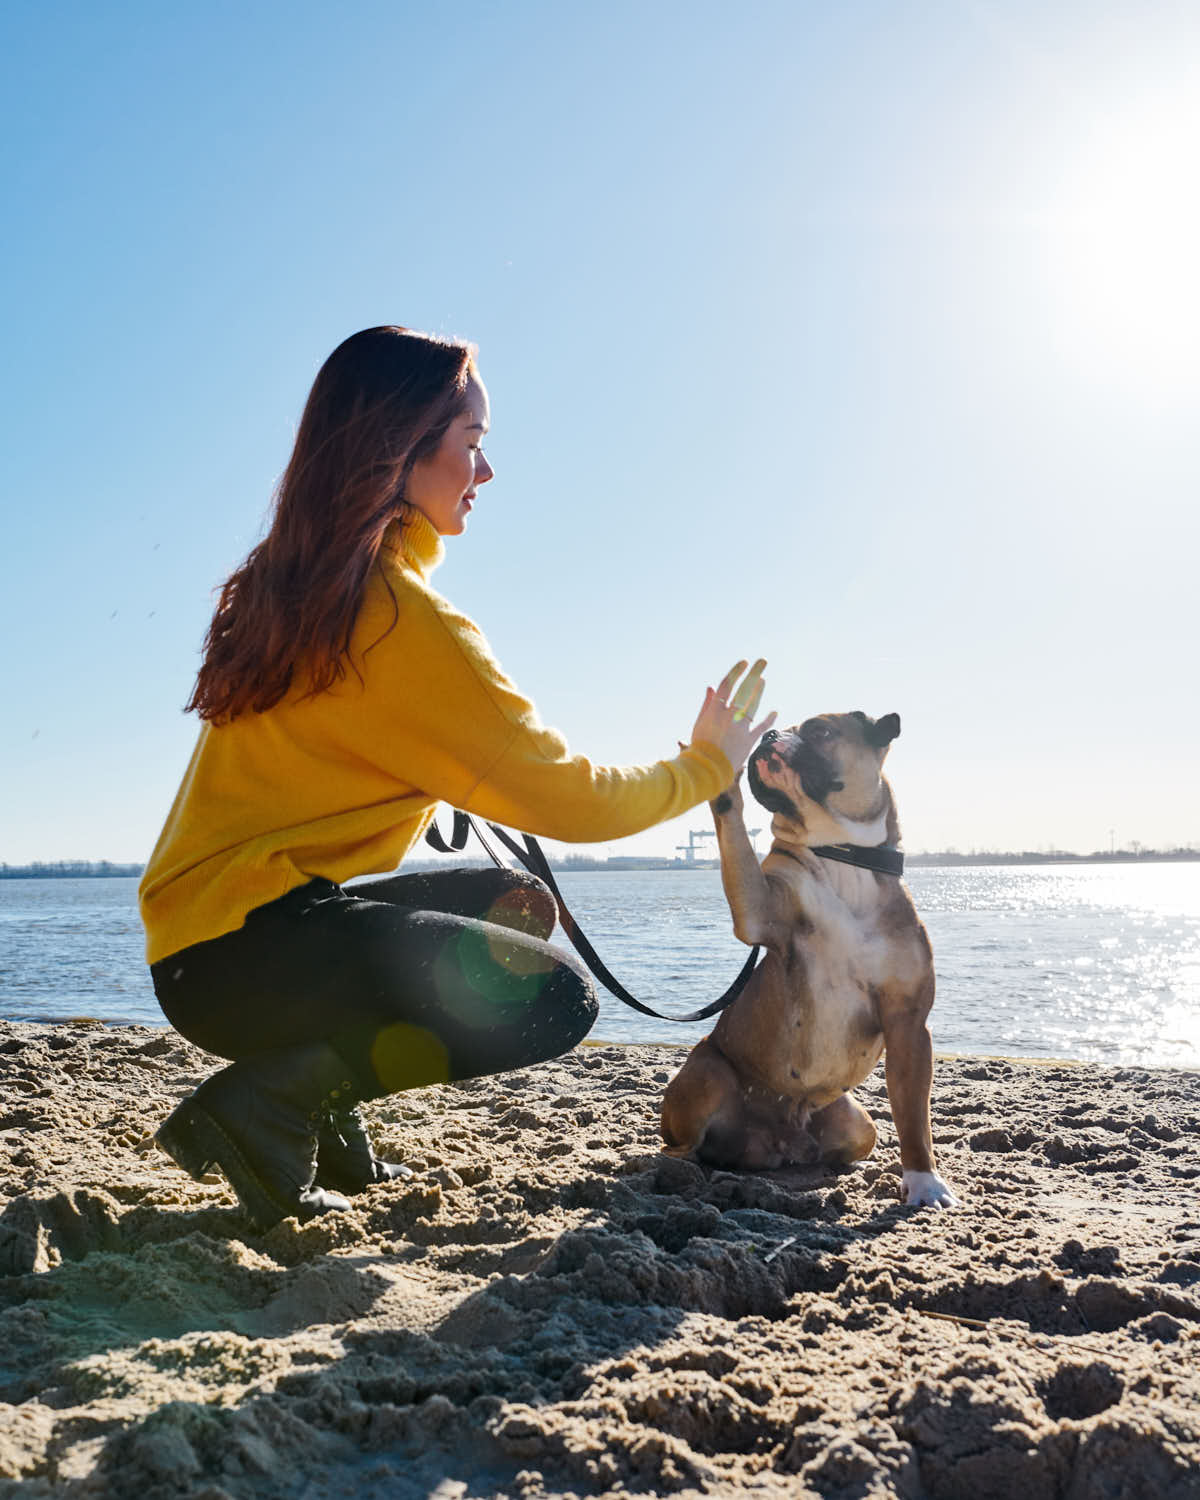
[0,1020,1197,1499]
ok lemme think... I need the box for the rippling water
[1,866,1198,1067]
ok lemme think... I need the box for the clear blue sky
[2,0,1198,862]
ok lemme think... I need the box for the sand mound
[0,1021,1198,1498]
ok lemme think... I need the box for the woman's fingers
[730,659,766,718]
[689,658,775,774]
[714,658,765,714]
[748,709,777,741]
[715,660,748,702]
[734,675,765,723]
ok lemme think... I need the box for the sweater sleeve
[465,726,733,843]
[362,579,734,843]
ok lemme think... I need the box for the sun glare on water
[1046,85,1200,391]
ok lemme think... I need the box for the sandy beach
[0,1020,1197,1498]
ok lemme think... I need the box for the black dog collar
[778,843,905,877]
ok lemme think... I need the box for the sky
[2,0,1198,864]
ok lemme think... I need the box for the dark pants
[150,868,598,1096]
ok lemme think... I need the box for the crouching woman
[139,325,773,1229]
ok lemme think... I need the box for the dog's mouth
[748,729,844,815]
[746,747,796,818]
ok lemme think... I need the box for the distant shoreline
[3,849,1198,879]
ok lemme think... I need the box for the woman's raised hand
[689,659,777,776]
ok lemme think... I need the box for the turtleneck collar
[381,505,445,580]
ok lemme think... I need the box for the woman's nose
[476,452,495,484]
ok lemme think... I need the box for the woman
[140,325,774,1230]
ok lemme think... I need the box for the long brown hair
[187,326,476,722]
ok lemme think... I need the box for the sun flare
[1047,87,1200,387]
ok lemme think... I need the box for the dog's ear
[852,711,901,747]
[871,712,901,746]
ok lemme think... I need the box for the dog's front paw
[710,773,744,819]
[901,1169,959,1209]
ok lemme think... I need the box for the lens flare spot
[428,925,556,1032]
[484,887,556,941]
[369,1021,451,1091]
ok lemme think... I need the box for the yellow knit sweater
[139,510,732,963]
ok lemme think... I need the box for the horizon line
[3,845,1199,878]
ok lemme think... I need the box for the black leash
[425,810,760,1023]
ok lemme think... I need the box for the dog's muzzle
[747,731,798,817]
[749,728,843,808]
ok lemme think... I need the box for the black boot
[314,1105,413,1196]
[155,1042,360,1230]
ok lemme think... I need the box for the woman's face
[405,373,494,536]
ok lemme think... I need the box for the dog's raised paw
[902,1169,959,1209]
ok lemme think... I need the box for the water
[1,866,1198,1068]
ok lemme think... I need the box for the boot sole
[156,1097,332,1231]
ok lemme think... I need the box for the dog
[660,711,957,1208]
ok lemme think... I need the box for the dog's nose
[758,728,780,746]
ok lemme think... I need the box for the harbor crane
[675,827,763,863]
[675,829,715,863]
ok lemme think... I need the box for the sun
[1045,85,1200,390]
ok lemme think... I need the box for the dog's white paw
[901,1169,959,1209]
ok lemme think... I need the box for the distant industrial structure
[673,827,762,866]
[674,829,715,864]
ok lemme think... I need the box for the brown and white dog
[660,711,957,1208]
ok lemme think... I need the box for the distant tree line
[0,861,145,879]
[3,847,1197,880]
[905,847,1199,866]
